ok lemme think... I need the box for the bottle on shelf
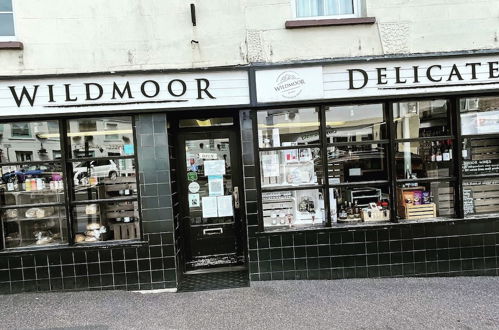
[353,200,360,219]
[338,203,347,220]
[430,142,436,162]
[442,141,450,161]
[435,141,443,162]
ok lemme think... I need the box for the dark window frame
[253,93,499,232]
[0,115,143,250]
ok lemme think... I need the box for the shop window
[294,0,360,18]
[393,99,456,221]
[326,104,391,224]
[0,120,67,249]
[67,116,140,244]
[257,107,326,230]
[393,100,450,139]
[0,0,15,39]
[395,140,454,179]
[460,96,499,218]
[257,108,320,147]
[325,104,386,143]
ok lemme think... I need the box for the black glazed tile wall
[247,219,498,281]
[239,111,499,282]
[0,113,177,294]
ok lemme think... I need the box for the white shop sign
[255,66,324,103]
[0,70,249,117]
[256,54,499,103]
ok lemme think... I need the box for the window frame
[0,0,17,41]
[291,0,362,20]
[0,115,143,250]
[253,95,477,232]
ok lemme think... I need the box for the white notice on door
[201,196,218,218]
[204,160,226,176]
[217,195,233,217]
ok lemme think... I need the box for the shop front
[244,52,499,281]
[0,51,498,294]
[0,70,251,293]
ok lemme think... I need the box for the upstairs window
[0,0,15,40]
[295,0,360,19]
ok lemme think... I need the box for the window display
[328,144,387,183]
[397,182,454,220]
[260,148,321,188]
[262,189,325,229]
[0,120,67,249]
[0,116,140,249]
[67,116,139,243]
[395,140,453,179]
[257,108,320,147]
[329,186,390,223]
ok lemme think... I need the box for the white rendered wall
[1,0,499,75]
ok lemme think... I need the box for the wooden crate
[403,203,436,220]
[110,222,140,240]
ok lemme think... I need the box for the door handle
[233,186,240,209]
[203,227,223,235]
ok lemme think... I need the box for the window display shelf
[261,183,322,191]
[5,215,64,223]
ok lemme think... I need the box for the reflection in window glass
[460,96,499,135]
[257,108,320,147]
[396,140,454,179]
[328,144,387,183]
[72,160,137,201]
[330,186,390,223]
[262,189,325,230]
[260,148,321,188]
[463,180,499,216]
[393,100,449,139]
[397,182,454,220]
[67,116,139,244]
[11,122,31,137]
[179,117,233,128]
[0,120,61,163]
[68,117,134,159]
[325,104,385,143]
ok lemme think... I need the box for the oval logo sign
[274,71,305,99]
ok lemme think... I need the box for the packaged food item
[422,191,431,204]
[86,222,101,230]
[402,191,414,206]
[25,208,38,218]
[413,190,423,205]
[75,234,86,243]
[35,207,54,218]
[85,204,98,215]
[5,209,18,219]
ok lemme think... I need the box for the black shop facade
[0,51,498,294]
